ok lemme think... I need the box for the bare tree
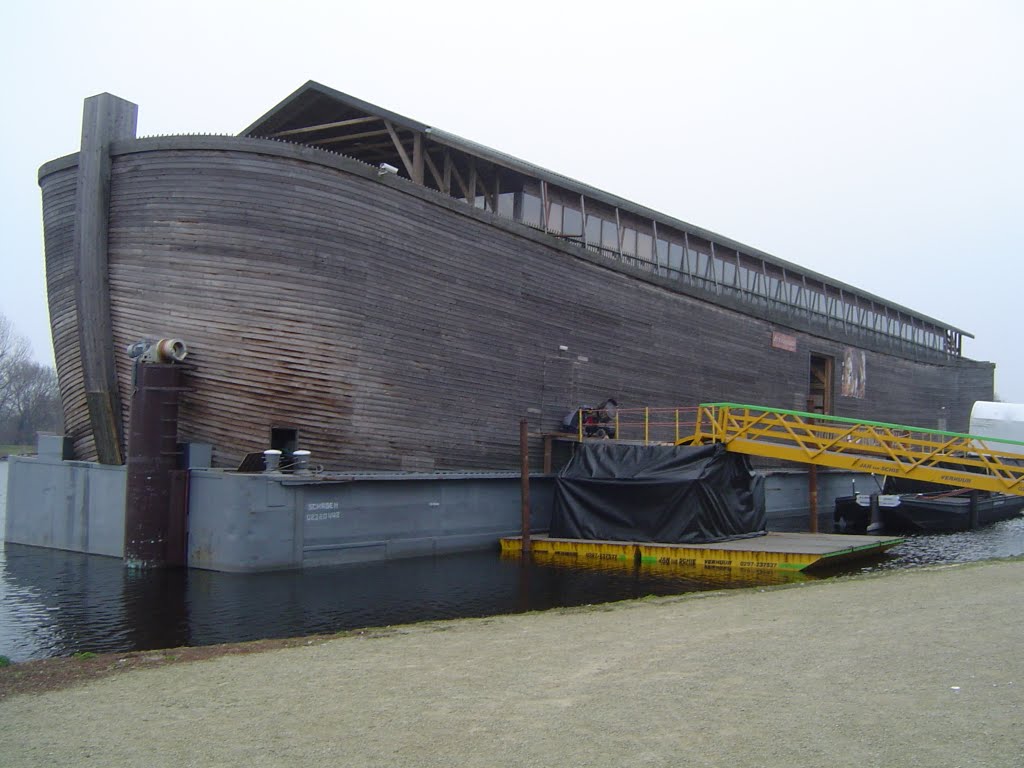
[0,313,62,444]
[2,361,61,443]
[0,313,32,417]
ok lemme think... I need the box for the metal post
[808,464,819,533]
[867,493,883,533]
[124,364,185,568]
[807,398,818,533]
[644,407,650,444]
[520,418,531,554]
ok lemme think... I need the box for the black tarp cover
[551,442,766,544]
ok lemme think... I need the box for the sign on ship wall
[771,331,798,353]
[842,348,866,399]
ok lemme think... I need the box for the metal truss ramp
[685,403,1024,497]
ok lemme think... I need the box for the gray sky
[3,1,1022,401]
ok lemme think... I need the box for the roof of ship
[242,81,971,341]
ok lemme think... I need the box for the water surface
[3,515,1022,663]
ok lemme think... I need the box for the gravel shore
[2,559,1022,767]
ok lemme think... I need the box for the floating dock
[500,532,903,572]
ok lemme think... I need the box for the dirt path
[2,560,1022,767]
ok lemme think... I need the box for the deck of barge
[500,532,903,572]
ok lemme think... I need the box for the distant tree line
[0,313,62,446]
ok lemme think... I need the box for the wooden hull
[39,137,995,470]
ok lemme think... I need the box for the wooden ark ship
[39,82,994,471]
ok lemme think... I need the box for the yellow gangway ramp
[684,403,1024,496]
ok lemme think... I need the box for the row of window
[307,120,961,356]
[499,188,954,354]
[455,173,957,355]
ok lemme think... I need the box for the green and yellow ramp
[684,402,1024,496]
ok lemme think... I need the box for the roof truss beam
[269,115,380,138]
[315,128,390,146]
[423,149,446,193]
[383,120,425,183]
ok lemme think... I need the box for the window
[621,228,637,256]
[521,193,541,227]
[546,202,563,232]
[637,233,653,262]
[562,207,583,238]
[497,192,515,218]
[585,214,601,246]
[693,249,709,280]
[738,266,751,293]
[669,243,683,273]
[601,220,618,252]
[656,239,669,269]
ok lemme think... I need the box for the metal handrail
[685,403,1024,496]
[571,406,701,445]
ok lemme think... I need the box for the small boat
[834,486,1024,534]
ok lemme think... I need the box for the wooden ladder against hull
[683,403,1024,497]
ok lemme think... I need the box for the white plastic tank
[969,401,1024,455]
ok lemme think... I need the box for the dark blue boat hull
[834,492,1024,534]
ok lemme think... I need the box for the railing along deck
[685,403,1024,496]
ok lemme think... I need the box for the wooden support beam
[332,140,400,154]
[443,149,452,195]
[316,129,390,146]
[449,160,472,201]
[269,116,379,138]
[423,150,446,191]
[540,180,548,230]
[75,93,137,465]
[580,195,588,246]
[652,219,661,272]
[614,208,624,259]
[474,167,493,211]
[412,132,424,185]
[383,120,416,178]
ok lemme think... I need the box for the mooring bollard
[263,449,282,472]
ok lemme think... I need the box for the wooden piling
[520,419,531,554]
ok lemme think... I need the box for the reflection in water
[861,515,1024,572]
[2,515,1022,662]
[1,545,807,662]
